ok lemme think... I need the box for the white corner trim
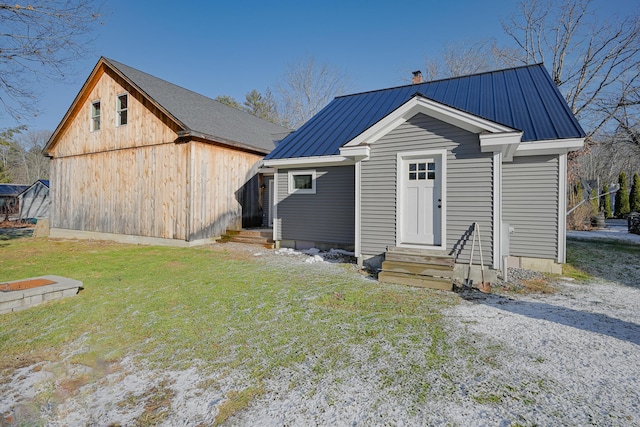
[263,155,354,168]
[343,96,517,148]
[558,153,567,263]
[493,152,503,269]
[339,144,370,161]
[515,138,584,157]
[480,132,523,162]
[273,170,279,242]
[355,161,362,258]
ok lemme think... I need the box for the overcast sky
[0,0,635,132]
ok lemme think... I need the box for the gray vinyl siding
[275,166,354,245]
[361,113,494,265]
[503,155,559,259]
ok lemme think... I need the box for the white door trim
[396,149,447,250]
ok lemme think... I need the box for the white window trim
[288,170,316,194]
[90,100,101,132]
[116,93,128,127]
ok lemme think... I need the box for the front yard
[1,236,639,426]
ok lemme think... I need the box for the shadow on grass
[0,228,34,241]
[461,292,640,346]
[567,237,640,289]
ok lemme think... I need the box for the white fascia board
[515,138,584,157]
[343,96,516,147]
[479,132,523,162]
[339,145,370,161]
[257,167,275,174]
[263,155,354,168]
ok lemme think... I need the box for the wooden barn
[44,57,290,245]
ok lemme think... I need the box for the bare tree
[497,0,640,138]
[423,40,498,80]
[0,1,103,120]
[276,56,352,129]
[14,130,51,182]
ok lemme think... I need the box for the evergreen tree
[614,172,630,217]
[630,172,640,213]
[602,184,612,219]
[0,162,11,183]
[214,95,241,109]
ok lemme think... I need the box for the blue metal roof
[266,64,585,160]
[0,184,29,197]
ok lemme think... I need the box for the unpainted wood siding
[50,143,189,239]
[189,141,263,240]
[503,155,559,259]
[275,166,355,245]
[50,67,179,158]
[19,183,50,219]
[361,113,494,265]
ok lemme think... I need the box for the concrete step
[378,271,453,291]
[381,261,453,278]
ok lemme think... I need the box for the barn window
[288,170,316,194]
[91,101,101,131]
[117,93,128,126]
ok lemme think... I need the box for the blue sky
[0,0,634,132]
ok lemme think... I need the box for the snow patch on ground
[273,247,356,264]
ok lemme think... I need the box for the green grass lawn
[0,238,458,424]
[566,237,640,286]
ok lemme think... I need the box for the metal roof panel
[266,64,585,160]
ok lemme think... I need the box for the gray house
[19,179,50,220]
[263,64,585,284]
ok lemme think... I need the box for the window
[117,93,128,126]
[91,101,101,131]
[288,170,316,194]
[408,162,435,180]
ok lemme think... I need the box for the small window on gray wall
[288,170,316,194]
[117,93,128,126]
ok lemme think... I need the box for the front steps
[219,228,275,249]
[378,246,454,291]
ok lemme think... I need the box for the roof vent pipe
[412,70,423,84]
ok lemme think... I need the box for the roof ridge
[103,57,291,131]
[336,63,546,99]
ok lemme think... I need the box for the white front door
[399,153,443,246]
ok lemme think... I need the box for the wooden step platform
[219,229,275,249]
[378,246,454,291]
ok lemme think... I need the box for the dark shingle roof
[0,184,29,197]
[104,58,290,153]
[266,64,585,160]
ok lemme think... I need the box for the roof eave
[44,57,187,156]
[176,130,271,155]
